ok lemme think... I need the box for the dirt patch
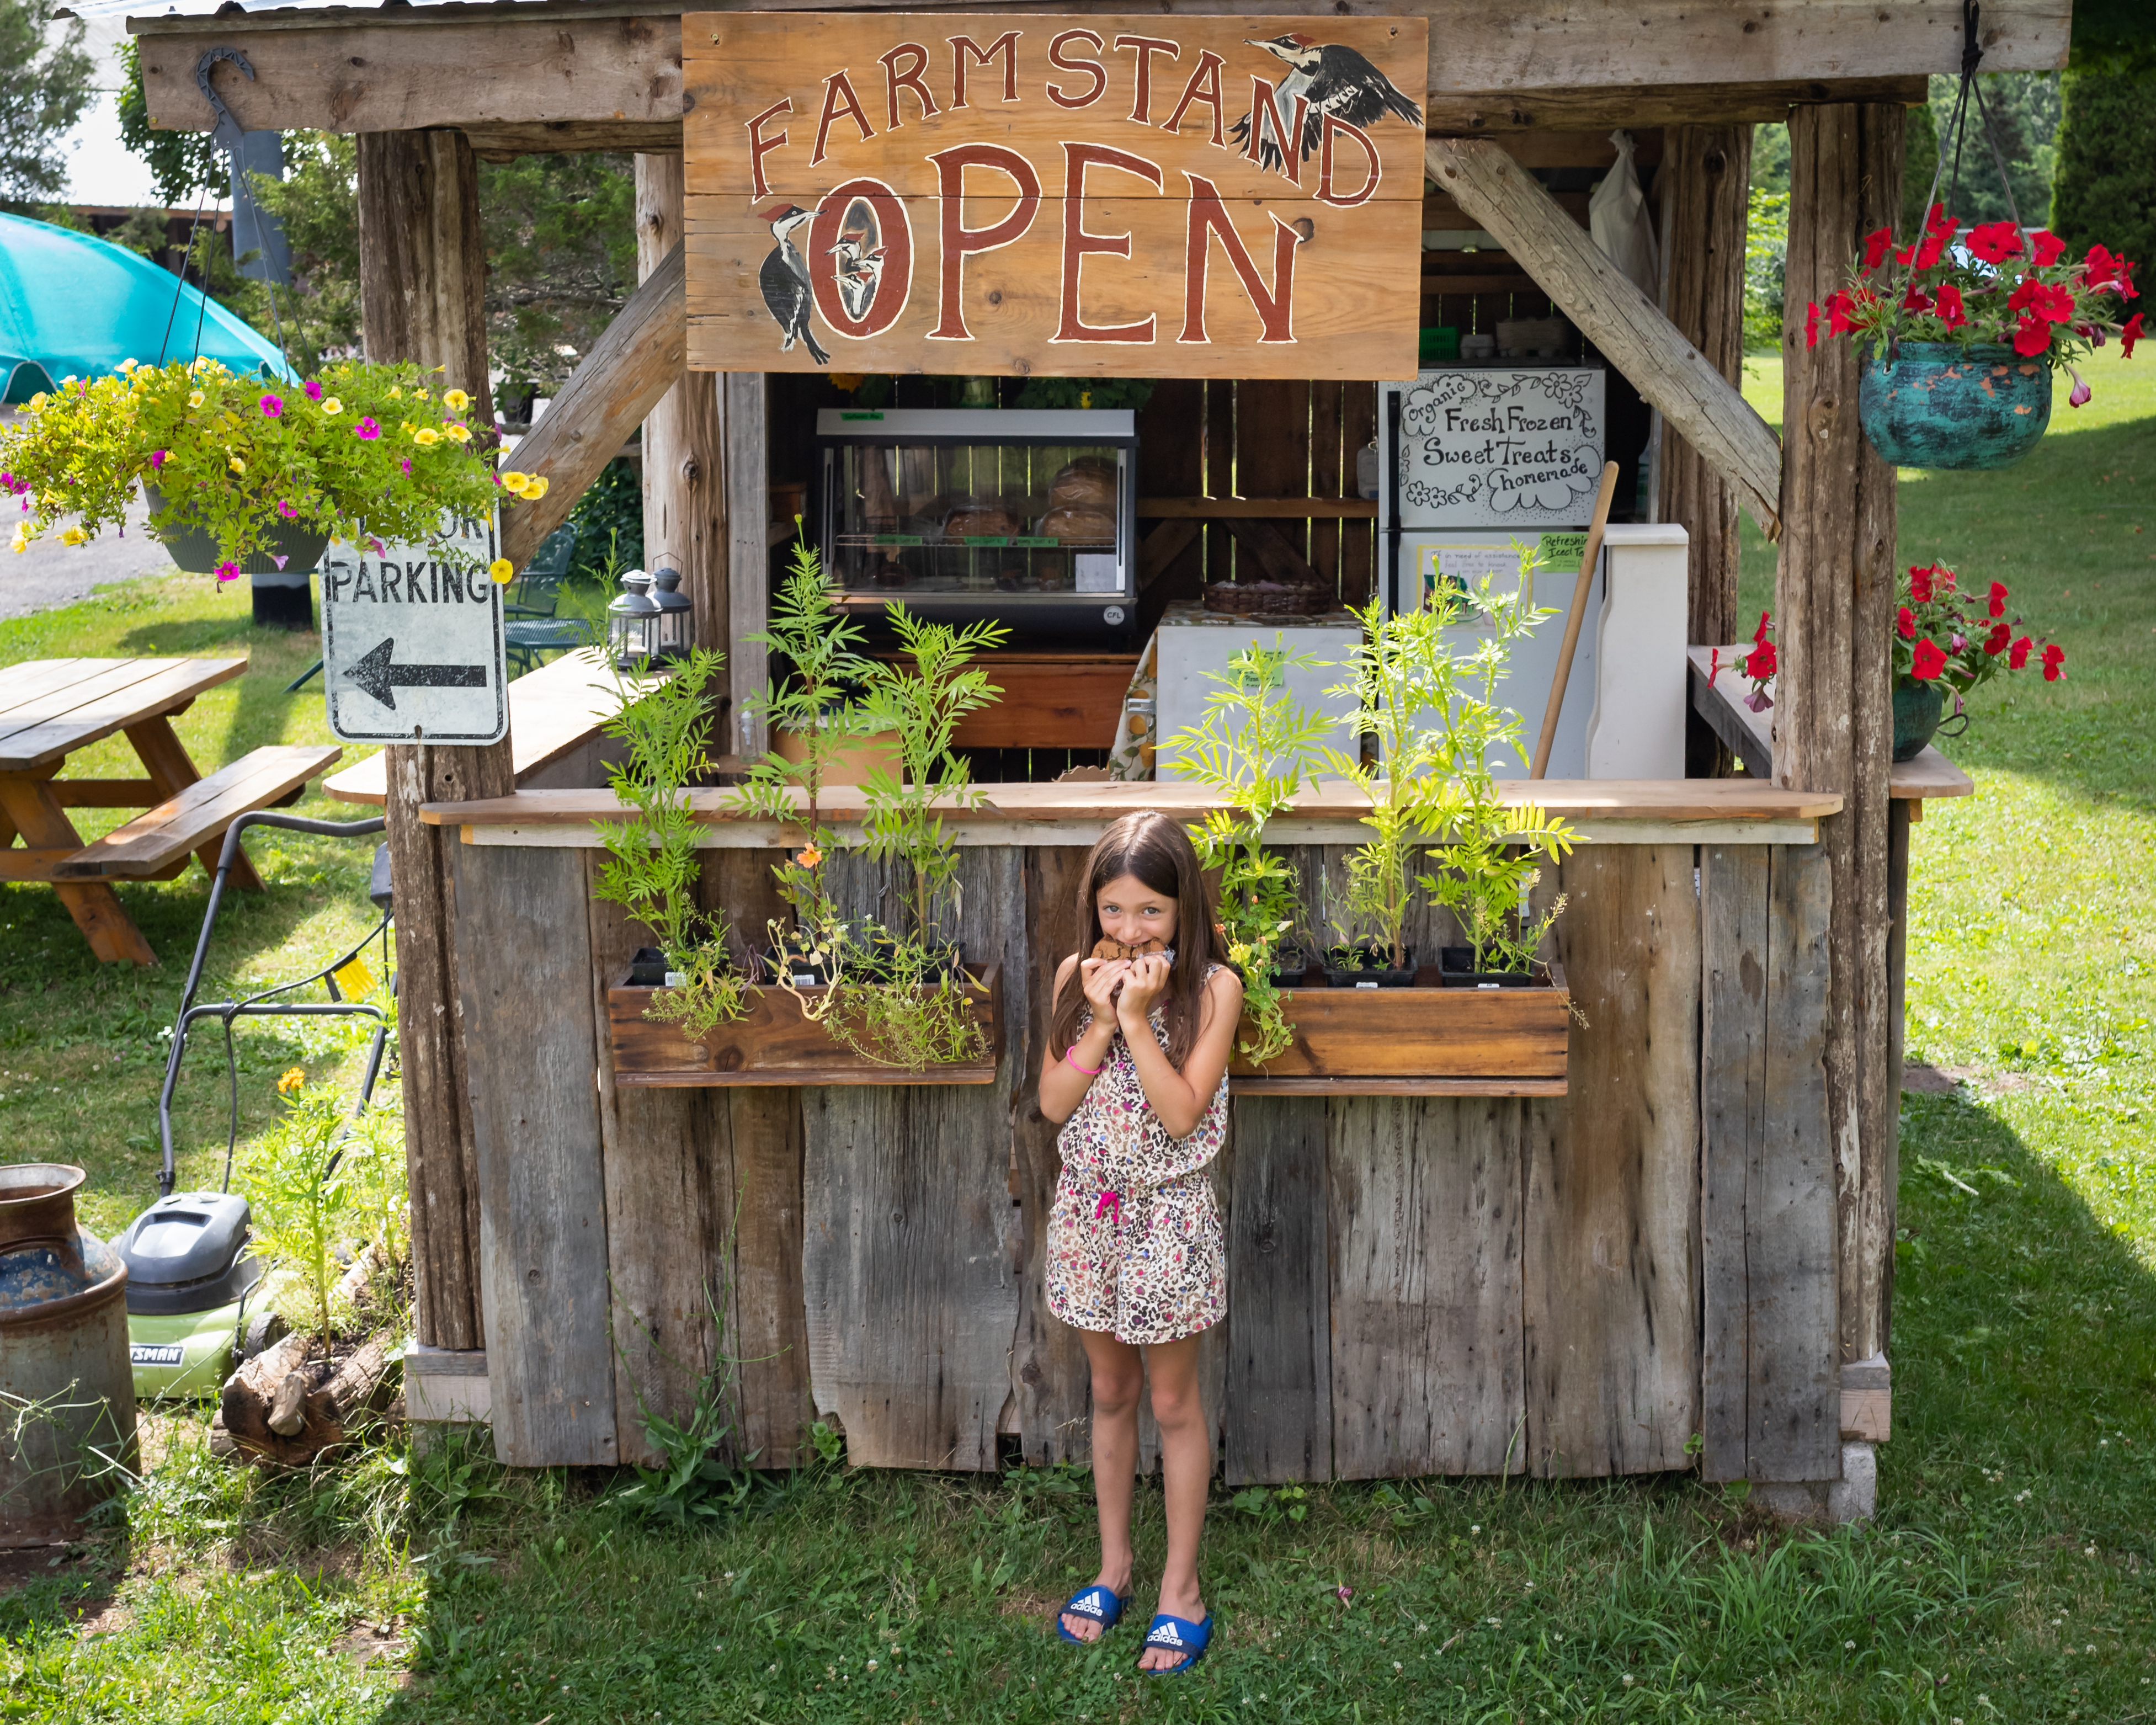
[1902,1063,1967,1094]
[336,1623,409,1674]
[1000,1586,1066,1623]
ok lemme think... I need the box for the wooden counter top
[422,775,1843,848]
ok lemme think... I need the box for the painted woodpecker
[1229,35,1424,174]
[759,204,831,364]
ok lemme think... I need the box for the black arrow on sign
[348,637,488,711]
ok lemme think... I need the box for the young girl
[1038,810,1243,1676]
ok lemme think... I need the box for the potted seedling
[1166,638,1335,1065]
[591,647,753,1038]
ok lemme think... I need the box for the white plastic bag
[1589,129,1660,300]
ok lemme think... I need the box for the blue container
[1860,342,2052,471]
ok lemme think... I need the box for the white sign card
[1395,369,1607,528]
[322,511,508,746]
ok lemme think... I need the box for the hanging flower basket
[0,358,547,582]
[1859,341,2051,471]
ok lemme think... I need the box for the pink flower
[260,394,284,418]
[400,457,413,475]
[305,380,324,401]
[149,449,168,470]
[1335,1585,1354,1606]
[214,560,239,583]
[2068,370,2091,409]
[270,553,289,569]
[276,499,297,519]
[355,417,381,440]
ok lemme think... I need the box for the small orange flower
[796,846,823,868]
[276,1067,306,1094]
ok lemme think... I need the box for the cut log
[1424,136,1783,537]
[217,1330,397,1468]
[267,1370,308,1437]
[499,242,688,567]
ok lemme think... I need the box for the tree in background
[480,152,638,397]
[2051,68,2156,294]
[241,132,363,374]
[0,0,93,208]
[114,39,221,206]
[1913,71,2062,227]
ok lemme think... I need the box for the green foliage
[115,37,219,205]
[2052,66,2156,291]
[732,534,872,939]
[1009,376,1157,412]
[0,358,516,573]
[1743,187,1791,352]
[590,647,749,1039]
[1168,639,1334,1064]
[479,153,639,393]
[0,0,93,207]
[610,1284,757,1527]
[232,131,363,377]
[243,1078,353,1343]
[343,1099,409,1287]
[564,456,645,583]
[1923,71,2063,229]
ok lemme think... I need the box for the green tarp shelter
[0,214,293,404]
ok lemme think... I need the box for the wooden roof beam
[1425,136,1784,538]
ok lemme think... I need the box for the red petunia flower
[2030,230,2067,267]
[1805,301,1823,349]
[2125,312,2144,360]
[2009,636,2033,670]
[1924,203,1958,238]
[1897,605,1917,639]
[1915,230,1950,270]
[2008,278,2076,323]
[2083,243,2128,290]
[1752,609,1772,647]
[1988,580,2008,618]
[1909,565,1934,603]
[1910,638,1947,680]
[1934,281,1967,331]
[1861,227,1893,274]
[1969,221,2023,265]
[1828,290,1858,337]
[1984,621,2011,656]
[1745,640,1777,682]
[1902,283,1932,312]
[2041,643,2065,682]
[2013,313,2054,359]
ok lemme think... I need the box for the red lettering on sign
[1046,28,1107,109]
[1160,50,1227,145]
[1054,142,1163,344]
[808,178,913,338]
[744,97,793,202]
[925,143,1042,339]
[1241,77,1308,188]
[879,42,940,130]
[1180,172,1302,345]
[811,72,876,166]
[950,31,1021,108]
[1112,34,1179,124]
[1318,114,1382,207]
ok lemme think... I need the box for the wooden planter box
[1230,963,1569,1096]
[607,965,1003,1087]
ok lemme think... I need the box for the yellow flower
[388,386,402,399]
[189,390,205,408]
[488,557,514,584]
[445,423,472,443]
[522,475,549,500]
[415,389,430,402]
[27,392,45,408]
[499,470,529,493]
[59,526,87,546]
[412,427,440,446]
[118,357,137,373]
[229,456,246,473]
[10,530,28,555]
[321,397,342,416]
[443,388,470,412]
[276,1067,306,1095]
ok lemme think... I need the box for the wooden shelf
[1232,1076,1568,1096]
[1230,966,1569,1090]
[1137,497,1377,520]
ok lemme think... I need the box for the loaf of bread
[944,499,1023,539]
[1049,457,1117,511]
[1040,505,1117,543]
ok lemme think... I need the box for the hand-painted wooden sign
[683,14,1428,380]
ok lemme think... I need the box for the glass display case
[815,408,1138,644]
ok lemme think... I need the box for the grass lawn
[3,353,2154,1722]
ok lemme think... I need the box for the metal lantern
[648,564,694,663]
[606,569,660,669]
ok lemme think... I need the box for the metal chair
[503,526,595,673]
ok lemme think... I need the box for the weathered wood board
[1224,1095,1329,1484]
[684,14,1427,377]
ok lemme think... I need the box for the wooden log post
[358,129,510,1352]
[1656,124,1754,650]
[634,154,730,659]
[1774,102,1903,1378]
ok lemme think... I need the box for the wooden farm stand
[137,0,2043,1501]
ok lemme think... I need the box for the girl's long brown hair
[1051,810,1233,1068]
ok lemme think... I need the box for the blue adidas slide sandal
[1139,1611,1213,1675]
[1055,1584,1126,1644]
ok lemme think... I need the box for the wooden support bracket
[500,240,687,567]
[1424,137,1784,539]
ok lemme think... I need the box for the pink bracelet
[1064,1049,1104,1076]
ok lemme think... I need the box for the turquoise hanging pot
[1860,342,2052,471]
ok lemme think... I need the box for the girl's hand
[1116,952,1172,1023]
[1079,957,1129,1018]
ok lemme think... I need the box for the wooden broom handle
[1529,460,1621,781]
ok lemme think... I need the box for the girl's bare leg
[1058,1327,1144,1642]
[1137,1333,1208,1671]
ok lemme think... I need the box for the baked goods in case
[1041,457,1117,542]
[944,499,1024,539]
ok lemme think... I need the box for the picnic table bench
[0,657,340,965]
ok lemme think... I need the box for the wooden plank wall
[458,833,1836,1484]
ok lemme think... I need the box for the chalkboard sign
[1394,368,1606,529]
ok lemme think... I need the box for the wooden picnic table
[0,657,340,965]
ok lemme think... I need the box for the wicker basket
[1201,580,1324,617]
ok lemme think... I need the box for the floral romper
[1045,971,1229,1345]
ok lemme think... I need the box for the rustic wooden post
[634,153,730,660]
[1772,102,1903,1377]
[724,374,769,758]
[358,128,510,1352]
[1656,124,1753,651]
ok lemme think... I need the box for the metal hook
[194,45,256,158]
